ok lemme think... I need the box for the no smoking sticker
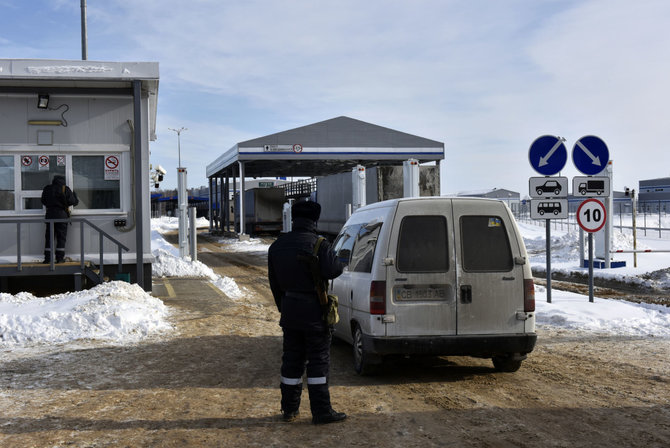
[104,154,120,180]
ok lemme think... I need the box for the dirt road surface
[1,232,669,447]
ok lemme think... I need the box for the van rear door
[452,200,525,335]
[385,199,457,337]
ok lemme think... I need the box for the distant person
[268,200,346,424]
[41,175,78,263]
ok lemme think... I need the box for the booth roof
[206,116,445,179]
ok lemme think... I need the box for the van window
[350,222,382,273]
[333,224,361,265]
[397,216,448,272]
[460,216,513,272]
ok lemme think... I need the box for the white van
[328,197,536,374]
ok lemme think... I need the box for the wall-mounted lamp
[30,94,69,127]
[28,120,63,126]
[37,94,50,109]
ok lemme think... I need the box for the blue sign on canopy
[528,135,567,176]
[572,135,609,175]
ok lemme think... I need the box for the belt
[285,291,317,300]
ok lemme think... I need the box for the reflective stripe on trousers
[280,376,302,386]
[281,376,326,385]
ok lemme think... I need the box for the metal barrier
[2,217,129,285]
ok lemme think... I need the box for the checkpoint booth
[206,116,445,236]
[0,59,158,292]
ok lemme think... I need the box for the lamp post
[168,127,187,167]
[169,127,188,258]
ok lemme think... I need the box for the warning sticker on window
[488,217,502,227]
[104,154,120,180]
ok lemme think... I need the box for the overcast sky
[1,0,668,195]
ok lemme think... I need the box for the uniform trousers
[280,327,331,385]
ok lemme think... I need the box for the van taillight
[524,279,535,312]
[370,281,386,315]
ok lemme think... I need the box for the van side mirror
[514,256,526,265]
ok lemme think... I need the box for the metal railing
[2,217,129,284]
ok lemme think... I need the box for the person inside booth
[41,175,79,263]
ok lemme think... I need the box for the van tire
[492,355,522,372]
[352,325,379,376]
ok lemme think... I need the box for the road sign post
[577,199,607,302]
[528,136,567,303]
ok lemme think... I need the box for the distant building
[456,188,521,214]
[638,177,670,212]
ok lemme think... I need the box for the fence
[515,199,670,239]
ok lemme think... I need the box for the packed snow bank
[518,220,670,290]
[0,281,171,346]
[150,219,244,299]
[535,285,670,337]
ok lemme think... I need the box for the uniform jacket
[268,217,344,331]
[41,176,79,219]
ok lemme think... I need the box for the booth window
[21,155,65,191]
[0,156,14,210]
[73,156,121,209]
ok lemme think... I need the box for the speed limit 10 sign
[577,198,607,233]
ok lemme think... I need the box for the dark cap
[52,175,66,186]
[291,201,321,222]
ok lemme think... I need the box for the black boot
[308,384,346,424]
[280,383,302,422]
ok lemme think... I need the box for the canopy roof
[206,116,444,178]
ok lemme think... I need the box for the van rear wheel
[353,325,379,375]
[492,355,523,372]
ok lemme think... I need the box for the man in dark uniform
[268,200,347,424]
[41,175,78,263]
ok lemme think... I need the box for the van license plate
[394,286,448,301]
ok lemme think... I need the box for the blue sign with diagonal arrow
[528,135,567,176]
[572,135,609,175]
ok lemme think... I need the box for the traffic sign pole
[588,233,594,302]
[577,198,607,303]
[546,220,551,303]
[528,135,568,304]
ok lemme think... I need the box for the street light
[168,126,189,258]
[168,127,187,167]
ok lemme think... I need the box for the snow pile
[218,237,271,253]
[150,219,244,299]
[517,220,670,290]
[0,281,171,346]
[535,286,670,336]
[151,215,211,233]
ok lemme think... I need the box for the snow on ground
[150,216,244,299]
[0,216,668,348]
[0,281,171,346]
[518,218,670,290]
[535,286,670,337]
